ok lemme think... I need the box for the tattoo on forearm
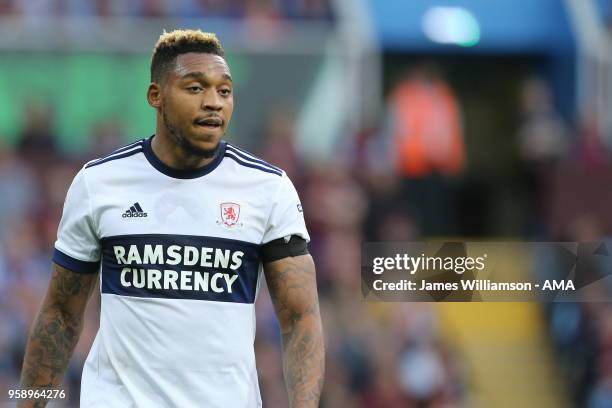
[266,256,325,408]
[19,265,96,407]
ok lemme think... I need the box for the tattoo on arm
[265,255,325,408]
[19,264,97,407]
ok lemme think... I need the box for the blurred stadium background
[0,0,611,407]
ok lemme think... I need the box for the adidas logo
[122,202,148,218]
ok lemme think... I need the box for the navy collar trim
[143,135,226,179]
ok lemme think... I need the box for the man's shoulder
[83,139,146,171]
[222,142,285,179]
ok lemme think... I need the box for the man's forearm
[265,254,325,407]
[18,305,84,407]
[281,314,325,408]
[18,264,95,408]
[21,304,83,387]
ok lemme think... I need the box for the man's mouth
[194,117,223,130]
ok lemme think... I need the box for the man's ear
[147,83,161,108]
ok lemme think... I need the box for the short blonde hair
[151,29,225,82]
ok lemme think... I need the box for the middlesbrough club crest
[217,202,242,228]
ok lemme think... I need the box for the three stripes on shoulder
[223,143,282,177]
[86,140,144,169]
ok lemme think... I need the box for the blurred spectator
[387,64,465,179]
[0,0,17,14]
[385,63,465,236]
[14,0,63,16]
[543,213,612,407]
[517,76,569,164]
[244,0,280,20]
[575,107,609,171]
[17,101,62,166]
[516,76,570,237]
[0,141,38,239]
[587,305,612,408]
[292,0,333,20]
[84,119,126,161]
[259,106,304,182]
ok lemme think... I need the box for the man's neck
[151,129,215,170]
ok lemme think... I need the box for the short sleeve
[262,173,310,244]
[52,169,101,273]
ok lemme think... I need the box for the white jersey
[53,136,309,408]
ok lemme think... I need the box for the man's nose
[202,90,222,110]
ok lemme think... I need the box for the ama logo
[217,202,242,228]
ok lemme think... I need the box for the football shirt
[53,136,309,407]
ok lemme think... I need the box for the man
[19,29,324,407]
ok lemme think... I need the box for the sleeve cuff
[52,248,100,274]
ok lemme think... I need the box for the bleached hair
[150,29,225,83]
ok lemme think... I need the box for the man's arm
[264,254,325,408]
[18,263,98,408]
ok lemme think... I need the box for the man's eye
[219,89,232,96]
[188,86,202,92]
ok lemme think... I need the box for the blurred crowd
[0,0,334,20]
[514,77,612,408]
[1,65,611,407]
